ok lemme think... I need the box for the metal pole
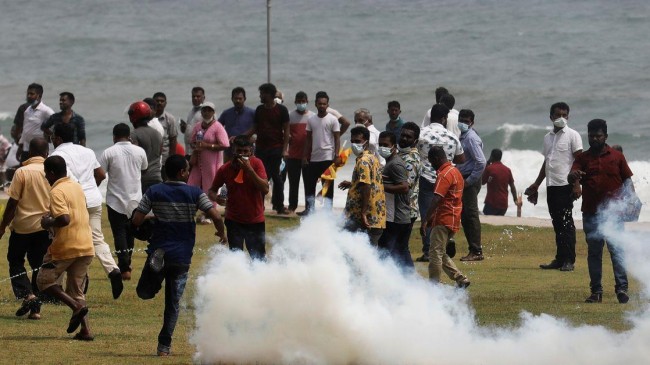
[267,0,271,83]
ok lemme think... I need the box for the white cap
[200,101,216,111]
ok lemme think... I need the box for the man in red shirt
[569,119,634,304]
[481,149,521,215]
[210,135,269,260]
[421,146,470,288]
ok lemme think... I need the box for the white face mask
[458,122,470,133]
[378,146,393,159]
[553,117,567,128]
[351,143,365,156]
[274,97,283,105]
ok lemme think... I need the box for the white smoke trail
[191,211,650,364]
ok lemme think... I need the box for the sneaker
[539,260,563,270]
[585,293,603,303]
[415,254,429,262]
[616,291,629,304]
[460,253,484,262]
[445,238,456,258]
[559,262,575,272]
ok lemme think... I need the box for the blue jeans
[136,259,190,353]
[583,214,628,294]
[418,177,435,256]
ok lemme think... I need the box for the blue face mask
[378,146,393,159]
[351,143,365,156]
[296,103,307,112]
[458,122,470,133]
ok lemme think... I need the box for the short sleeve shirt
[19,102,54,146]
[51,143,103,208]
[287,110,314,160]
[42,111,86,145]
[382,155,411,224]
[131,125,163,186]
[418,123,463,184]
[482,161,514,210]
[344,150,386,229]
[542,125,582,186]
[48,177,94,260]
[432,162,464,232]
[6,157,50,233]
[399,147,421,219]
[158,111,178,161]
[211,157,268,224]
[254,103,290,150]
[306,113,340,162]
[219,106,256,138]
[99,141,149,215]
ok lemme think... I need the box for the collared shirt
[306,113,340,162]
[422,108,461,137]
[417,123,463,184]
[254,103,290,150]
[457,128,486,186]
[366,124,383,165]
[19,102,54,146]
[157,111,178,161]
[48,177,94,260]
[482,161,514,210]
[382,154,410,224]
[148,117,165,138]
[6,156,50,233]
[42,111,86,145]
[287,110,314,160]
[184,106,202,155]
[385,117,405,140]
[399,146,421,219]
[219,106,255,138]
[432,161,464,232]
[571,145,633,215]
[99,141,148,215]
[51,142,103,208]
[131,125,163,186]
[344,150,386,229]
[212,157,267,224]
[136,181,213,265]
[542,125,582,186]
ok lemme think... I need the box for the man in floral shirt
[339,126,386,245]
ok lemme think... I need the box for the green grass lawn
[0,211,640,364]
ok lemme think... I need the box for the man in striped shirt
[420,146,470,288]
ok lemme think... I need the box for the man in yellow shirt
[0,137,51,320]
[36,156,95,341]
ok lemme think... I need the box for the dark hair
[387,100,400,109]
[153,92,166,100]
[428,145,447,162]
[258,83,277,96]
[192,86,205,95]
[440,94,455,109]
[430,103,450,121]
[587,119,607,135]
[378,131,396,145]
[490,148,503,162]
[549,102,570,117]
[435,87,449,103]
[295,91,308,100]
[29,137,49,157]
[231,87,246,99]
[113,123,131,138]
[44,155,67,177]
[401,121,420,139]
[28,83,44,96]
[315,91,329,102]
[142,97,156,109]
[165,155,188,178]
[59,91,75,103]
[54,123,75,143]
[233,135,253,148]
[458,109,475,122]
[350,126,370,142]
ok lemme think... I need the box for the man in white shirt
[143,98,165,138]
[99,123,148,281]
[421,88,461,138]
[525,102,583,272]
[51,123,124,299]
[300,92,341,215]
[180,86,205,158]
[353,108,384,165]
[17,83,54,162]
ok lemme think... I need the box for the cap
[200,102,216,111]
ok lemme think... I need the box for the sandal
[73,332,94,341]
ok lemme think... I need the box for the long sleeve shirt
[457,128,486,186]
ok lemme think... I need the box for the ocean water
[1,0,648,220]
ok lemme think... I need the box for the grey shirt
[131,125,163,186]
[158,111,178,162]
[382,154,411,224]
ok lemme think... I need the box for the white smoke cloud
[191,211,650,364]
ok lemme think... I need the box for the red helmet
[128,101,151,124]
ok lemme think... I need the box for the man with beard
[42,91,86,146]
[17,83,54,162]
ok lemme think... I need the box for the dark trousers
[304,160,334,213]
[547,185,576,264]
[483,203,507,216]
[583,214,628,294]
[257,148,285,211]
[136,258,190,353]
[7,230,51,299]
[107,205,135,272]
[225,219,266,260]
[378,221,415,270]
[283,158,304,210]
[461,180,482,254]
[343,219,383,246]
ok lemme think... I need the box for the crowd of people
[1,83,637,355]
